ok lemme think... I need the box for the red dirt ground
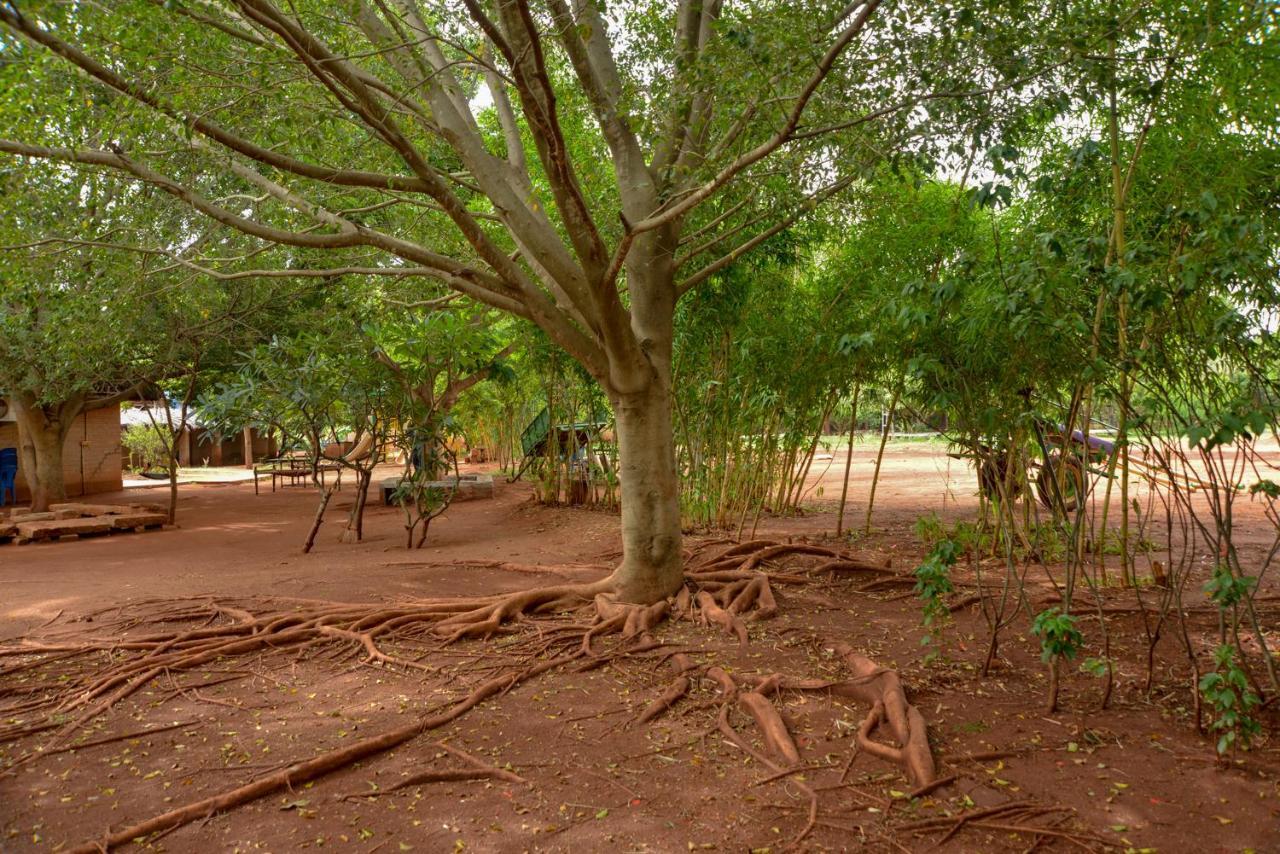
[2,443,1278,853]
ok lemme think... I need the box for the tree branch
[0,5,437,195]
[85,378,159,412]
[545,0,655,218]
[651,0,723,177]
[677,174,855,295]
[0,140,363,250]
[228,0,605,372]
[350,0,603,333]
[438,341,519,411]
[627,0,880,236]
[480,41,529,174]
[489,0,610,279]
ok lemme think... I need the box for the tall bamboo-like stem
[788,391,837,512]
[724,397,758,526]
[737,409,777,540]
[1095,28,1134,585]
[863,383,900,536]
[835,381,861,537]
[1091,26,1174,586]
[1118,384,1133,584]
[774,428,801,511]
[748,413,783,539]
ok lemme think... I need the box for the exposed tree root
[704,664,818,845]
[738,689,802,766]
[33,719,200,760]
[637,674,692,724]
[898,799,1107,848]
[340,767,507,797]
[694,590,748,646]
[837,643,936,787]
[67,654,575,853]
[387,559,612,580]
[906,771,958,799]
[340,739,527,799]
[637,652,696,724]
[318,626,435,672]
[1,535,942,850]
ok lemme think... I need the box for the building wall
[0,407,123,503]
[179,427,276,468]
[250,431,276,462]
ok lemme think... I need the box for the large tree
[0,162,268,509]
[0,0,1048,600]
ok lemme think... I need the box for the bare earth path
[1,464,620,641]
[2,447,1277,852]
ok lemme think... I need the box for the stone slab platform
[1,504,169,545]
[17,517,115,541]
[109,512,169,530]
[381,473,495,506]
[49,502,167,516]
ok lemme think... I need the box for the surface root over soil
[0,538,937,850]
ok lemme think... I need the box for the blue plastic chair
[0,447,17,507]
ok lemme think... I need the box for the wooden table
[254,456,341,494]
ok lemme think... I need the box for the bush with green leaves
[1199,645,1263,755]
[121,423,171,472]
[1032,607,1084,711]
[1204,564,1258,610]
[914,539,960,662]
[912,512,946,547]
[950,521,990,557]
[1031,608,1084,664]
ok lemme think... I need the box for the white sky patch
[470,86,493,113]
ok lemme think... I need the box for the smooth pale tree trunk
[12,397,72,512]
[611,383,684,604]
[608,228,684,605]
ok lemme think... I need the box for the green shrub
[1203,564,1257,609]
[912,512,945,546]
[1199,645,1262,755]
[121,424,170,472]
[914,539,959,662]
[950,521,990,556]
[1031,607,1083,664]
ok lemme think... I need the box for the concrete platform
[381,473,495,506]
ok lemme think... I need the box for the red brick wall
[0,407,123,503]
